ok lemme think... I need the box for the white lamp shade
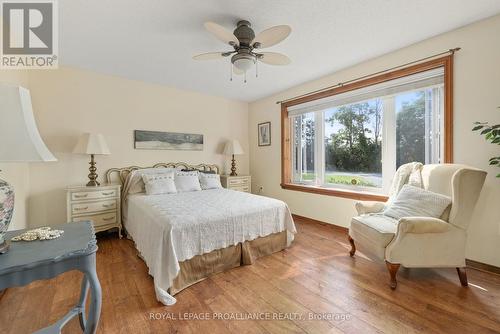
[0,85,56,162]
[223,140,244,155]
[73,133,111,155]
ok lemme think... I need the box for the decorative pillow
[199,173,222,190]
[127,168,175,194]
[174,171,202,192]
[384,185,451,220]
[142,172,177,195]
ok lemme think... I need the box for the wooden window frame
[281,55,454,201]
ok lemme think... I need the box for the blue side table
[0,221,101,334]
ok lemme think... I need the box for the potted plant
[473,109,500,177]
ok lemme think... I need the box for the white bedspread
[126,188,296,305]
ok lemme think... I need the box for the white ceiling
[60,0,500,102]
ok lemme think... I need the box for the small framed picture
[258,122,271,146]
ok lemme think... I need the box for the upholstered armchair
[348,164,487,289]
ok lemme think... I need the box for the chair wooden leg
[348,236,356,257]
[456,267,468,287]
[385,261,400,290]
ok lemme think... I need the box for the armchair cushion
[349,214,398,259]
[384,185,451,220]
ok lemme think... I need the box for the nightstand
[220,175,251,193]
[66,184,122,238]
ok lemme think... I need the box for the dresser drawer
[228,178,250,186]
[71,189,117,201]
[72,212,118,226]
[232,185,250,192]
[71,199,117,215]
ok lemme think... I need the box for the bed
[105,162,296,305]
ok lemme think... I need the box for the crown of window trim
[280,54,455,200]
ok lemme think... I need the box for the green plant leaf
[472,125,484,131]
[481,128,492,135]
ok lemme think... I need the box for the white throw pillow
[142,172,177,195]
[384,185,451,220]
[174,171,202,192]
[127,168,175,194]
[199,173,222,190]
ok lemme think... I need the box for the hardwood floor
[1,218,500,334]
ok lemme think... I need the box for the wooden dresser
[220,175,251,193]
[66,184,122,238]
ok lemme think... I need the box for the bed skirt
[169,231,287,295]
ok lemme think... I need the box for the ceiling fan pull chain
[230,63,233,81]
[256,60,258,78]
[244,71,247,83]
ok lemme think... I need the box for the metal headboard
[105,162,219,185]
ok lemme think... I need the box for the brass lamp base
[86,154,100,187]
[230,154,238,176]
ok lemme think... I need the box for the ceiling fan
[193,20,291,82]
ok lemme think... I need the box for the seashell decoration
[11,227,64,242]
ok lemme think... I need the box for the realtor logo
[1,0,58,68]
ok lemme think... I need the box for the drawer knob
[75,206,88,211]
[102,216,115,221]
[101,192,113,196]
[74,194,88,198]
[102,203,115,208]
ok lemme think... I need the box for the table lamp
[223,140,244,176]
[0,85,57,254]
[73,133,110,186]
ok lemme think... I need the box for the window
[281,56,453,200]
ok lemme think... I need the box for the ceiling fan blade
[233,66,244,75]
[258,52,291,65]
[253,25,291,48]
[204,21,239,46]
[193,52,228,60]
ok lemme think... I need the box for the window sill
[280,183,389,202]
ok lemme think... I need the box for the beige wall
[249,15,500,267]
[0,71,30,230]
[2,67,248,228]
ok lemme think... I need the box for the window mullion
[436,86,445,163]
[315,111,325,186]
[382,96,396,194]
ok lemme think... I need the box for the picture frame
[258,122,271,146]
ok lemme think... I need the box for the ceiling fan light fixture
[232,53,255,71]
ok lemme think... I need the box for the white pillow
[127,168,175,194]
[142,172,177,195]
[384,185,451,220]
[174,171,202,192]
[199,173,222,190]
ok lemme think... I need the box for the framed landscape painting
[258,122,271,146]
[134,130,203,151]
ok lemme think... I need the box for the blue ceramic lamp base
[0,240,9,254]
[0,176,14,255]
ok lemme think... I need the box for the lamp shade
[223,140,244,155]
[0,85,56,162]
[73,133,110,155]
